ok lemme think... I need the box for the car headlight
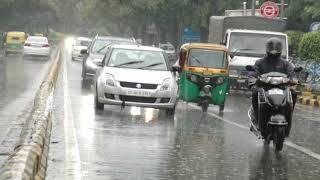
[160,78,172,91]
[229,70,239,77]
[216,77,224,84]
[105,74,116,87]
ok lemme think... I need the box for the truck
[208,16,288,89]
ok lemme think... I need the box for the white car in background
[23,36,51,58]
[72,37,92,61]
[94,44,178,115]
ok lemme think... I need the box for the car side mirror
[171,66,181,72]
[246,65,256,72]
[80,49,88,55]
[96,61,103,67]
[229,53,235,59]
[294,66,303,72]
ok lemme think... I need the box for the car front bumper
[97,82,177,109]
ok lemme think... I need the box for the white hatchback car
[23,36,50,58]
[72,37,92,61]
[94,45,178,115]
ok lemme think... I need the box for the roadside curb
[0,44,62,180]
[298,91,320,107]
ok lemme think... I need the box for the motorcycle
[246,65,302,151]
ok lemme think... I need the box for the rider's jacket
[252,56,294,79]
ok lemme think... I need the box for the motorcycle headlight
[216,77,224,84]
[229,70,239,77]
[105,74,116,87]
[160,78,172,91]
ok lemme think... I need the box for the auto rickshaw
[4,31,27,56]
[175,43,230,112]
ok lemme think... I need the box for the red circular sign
[260,1,279,18]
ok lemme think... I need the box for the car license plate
[127,90,151,97]
[32,44,42,47]
[268,89,284,95]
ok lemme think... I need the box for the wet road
[47,43,320,180]
[0,51,54,165]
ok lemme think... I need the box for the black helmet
[266,37,282,59]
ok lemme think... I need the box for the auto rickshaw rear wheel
[219,104,225,112]
[201,99,209,112]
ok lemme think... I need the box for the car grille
[119,81,158,89]
[119,95,156,103]
[160,98,170,103]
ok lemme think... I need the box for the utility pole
[251,0,255,16]
[280,0,285,19]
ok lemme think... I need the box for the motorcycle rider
[249,37,298,138]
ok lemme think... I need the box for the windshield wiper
[138,62,164,69]
[232,48,258,53]
[96,43,111,53]
[114,60,144,67]
[190,55,204,66]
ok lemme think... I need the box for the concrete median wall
[298,92,320,107]
[0,44,62,180]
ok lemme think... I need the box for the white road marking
[188,103,320,161]
[63,51,82,179]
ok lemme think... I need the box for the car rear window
[27,37,48,43]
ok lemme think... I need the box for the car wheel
[95,92,104,110]
[166,103,176,117]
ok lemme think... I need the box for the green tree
[299,31,320,62]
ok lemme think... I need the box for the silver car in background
[81,36,136,86]
[159,42,176,61]
[94,45,178,115]
[72,37,92,61]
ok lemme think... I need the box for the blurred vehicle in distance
[81,35,136,87]
[4,31,27,56]
[72,37,92,61]
[159,42,176,61]
[94,44,178,115]
[23,36,51,58]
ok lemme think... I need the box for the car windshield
[91,39,135,54]
[188,48,227,69]
[108,48,167,70]
[229,32,287,58]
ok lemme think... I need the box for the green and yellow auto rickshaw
[176,43,230,112]
[4,31,27,56]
